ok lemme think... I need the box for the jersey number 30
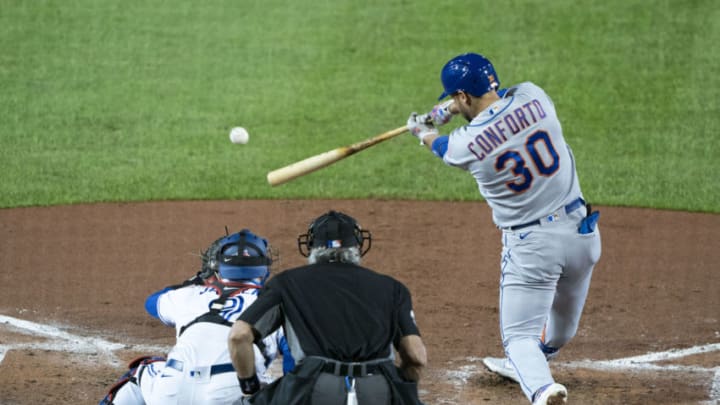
[495,130,559,193]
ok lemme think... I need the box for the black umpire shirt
[239,262,420,362]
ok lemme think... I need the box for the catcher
[100,229,291,405]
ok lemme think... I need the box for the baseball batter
[100,229,289,405]
[406,53,602,405]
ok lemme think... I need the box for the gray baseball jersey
[442,82,582,228]
[434,81,601,401]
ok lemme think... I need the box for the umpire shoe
[482,357,520,383]
[532,383,567,405]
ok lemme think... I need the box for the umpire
[228,210,427,405]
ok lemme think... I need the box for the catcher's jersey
[153,285,279,381]
[443,82,582,228]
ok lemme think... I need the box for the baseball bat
[267,125,408,186]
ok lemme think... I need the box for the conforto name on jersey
[468,98,548,161]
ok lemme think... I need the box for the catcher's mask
[297,210,371,257]
[438,52,500,100]
[211,229,273,285]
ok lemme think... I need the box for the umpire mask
[297,210,371,257]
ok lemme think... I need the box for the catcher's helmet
[297,210,371,257]
[438,53,500,100]
[213,229,272,284]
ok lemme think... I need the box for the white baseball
[229,127,249,144]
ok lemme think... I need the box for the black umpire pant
[237,357,410,405]
[312,372,391,405]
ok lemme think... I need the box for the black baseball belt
[508,197,585,231]
[310,357,392,378]
[165,358,235,376]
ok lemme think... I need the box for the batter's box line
[445,344,720,404]
[576,343,720,366]
[0,314,170,366]
[563,361,720,405]
[564,343,720,404]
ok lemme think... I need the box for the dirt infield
[1,200,719,404]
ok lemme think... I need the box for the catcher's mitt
[199,234,226,279]
[164,233,226,290]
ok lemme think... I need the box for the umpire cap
[297,210,372,257]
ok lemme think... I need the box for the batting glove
[407,112,438,145]
[429,100,455,126]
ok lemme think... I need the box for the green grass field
[1,0,718,212]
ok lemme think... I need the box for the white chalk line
[441,345,720,403]
[582,342,720,366]
[709,368,720,405]
[562,343,720,403]
[0,314,170,366]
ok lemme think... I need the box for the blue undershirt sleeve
[278,335,296,374]
[144,287,172,319]
[431,135,449,158]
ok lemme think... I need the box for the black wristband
[238,374,260,395]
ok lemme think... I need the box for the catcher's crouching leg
[99,355,165,405]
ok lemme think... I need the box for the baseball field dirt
[1,200,719,404]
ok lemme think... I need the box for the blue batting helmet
[215,229,272,284]
[438,53,500,100]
